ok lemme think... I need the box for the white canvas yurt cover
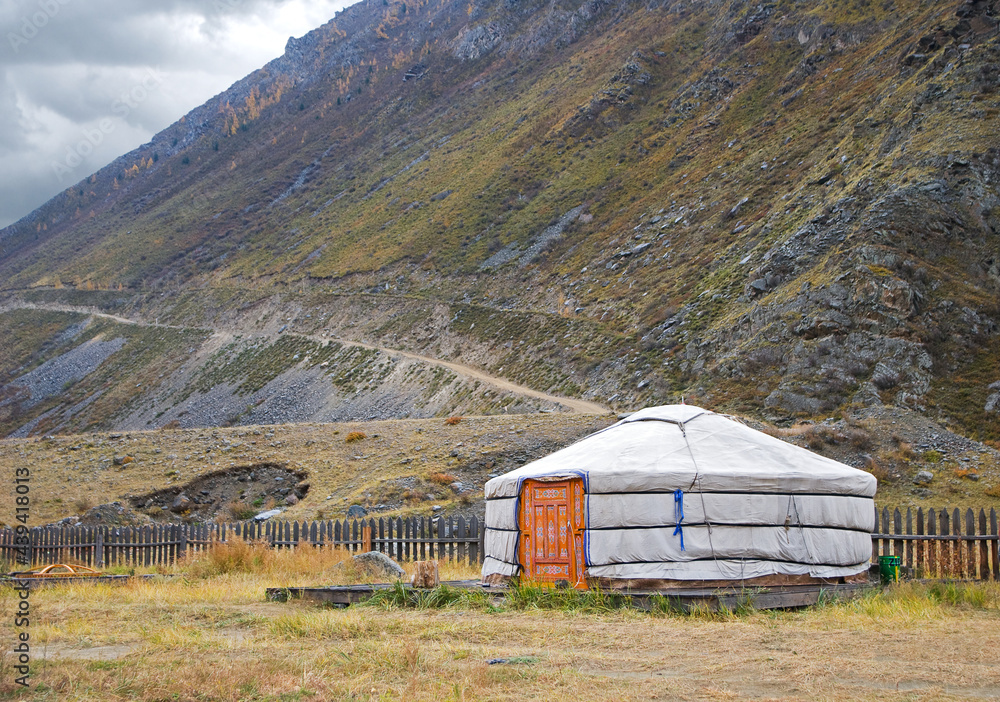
[483,405,876,584]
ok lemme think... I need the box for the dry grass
[0,574,998,701]
[223,499,259,521]
[863,455,892,483]
[183,540,480,586]
[345,431,367,444]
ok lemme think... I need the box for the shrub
[845,427,872,450]
[428,472,457,486]
[401,489,425,504]
[864,456,891,483]
[345,431,367,443]
[444,416,462,425]
[74,496,94,514]
[806,432,825,452]
[226,500,258,521]
[894,441,917,461]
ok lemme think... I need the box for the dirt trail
[2,302,199,330]
[327,335,609,414]
[6,301,609,415]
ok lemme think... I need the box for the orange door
[519,478,586,588]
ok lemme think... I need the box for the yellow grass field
[0,544,998,701]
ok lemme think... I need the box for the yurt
[482,405,876,589]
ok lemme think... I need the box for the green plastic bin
[879,555,901,583]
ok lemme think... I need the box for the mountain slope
[1,0,999,440]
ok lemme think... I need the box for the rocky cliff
[0,0,998,442]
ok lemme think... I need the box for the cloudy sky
[0,0,352,229]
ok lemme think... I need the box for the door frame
[518,477,587,589]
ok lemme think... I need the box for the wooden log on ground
[411,560,440,589]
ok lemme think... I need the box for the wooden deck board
[0,574,173,589]
[266,581,871,611]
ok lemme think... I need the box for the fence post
[905,507,913,570]
[457,516,467,565]
[966,509,976,578]
[362,522,372,553]
[447,516,455,563]
[95,529,104,569]
[953,508,963,578]
[991,508,999,581]
[893,508,903,561]
[179,524,188,563]
[469,515,481,564]
[979,509,989,580]
[928,508,937,577]
[916,508,925,577]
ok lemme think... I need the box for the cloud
[0,0,349,229]
[0,73,31,155]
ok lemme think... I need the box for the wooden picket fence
[0,515,484,570]
[1,507,997,580]
[871,506,999,580]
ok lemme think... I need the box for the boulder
[352,551,405,580]
[913,470,934,485]
[985,381,1000,413]
[764,389,823,415]
[346,504,368,518]
[170,494,192,513]
[253,508,283,522]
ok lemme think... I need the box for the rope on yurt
[786,493,815,564]
[673,490,685,551]
[678,422,719,564]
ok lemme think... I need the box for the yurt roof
[485,405,877,499]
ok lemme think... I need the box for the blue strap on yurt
[673,489,685,551]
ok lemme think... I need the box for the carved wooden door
[519,478,586,588]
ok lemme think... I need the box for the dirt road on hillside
[5,301,610,415]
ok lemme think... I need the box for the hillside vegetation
[0,0,998,441]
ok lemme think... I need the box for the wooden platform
[266,580,871,611]
[0,574,171,590]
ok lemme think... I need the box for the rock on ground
[352,551,405,580]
